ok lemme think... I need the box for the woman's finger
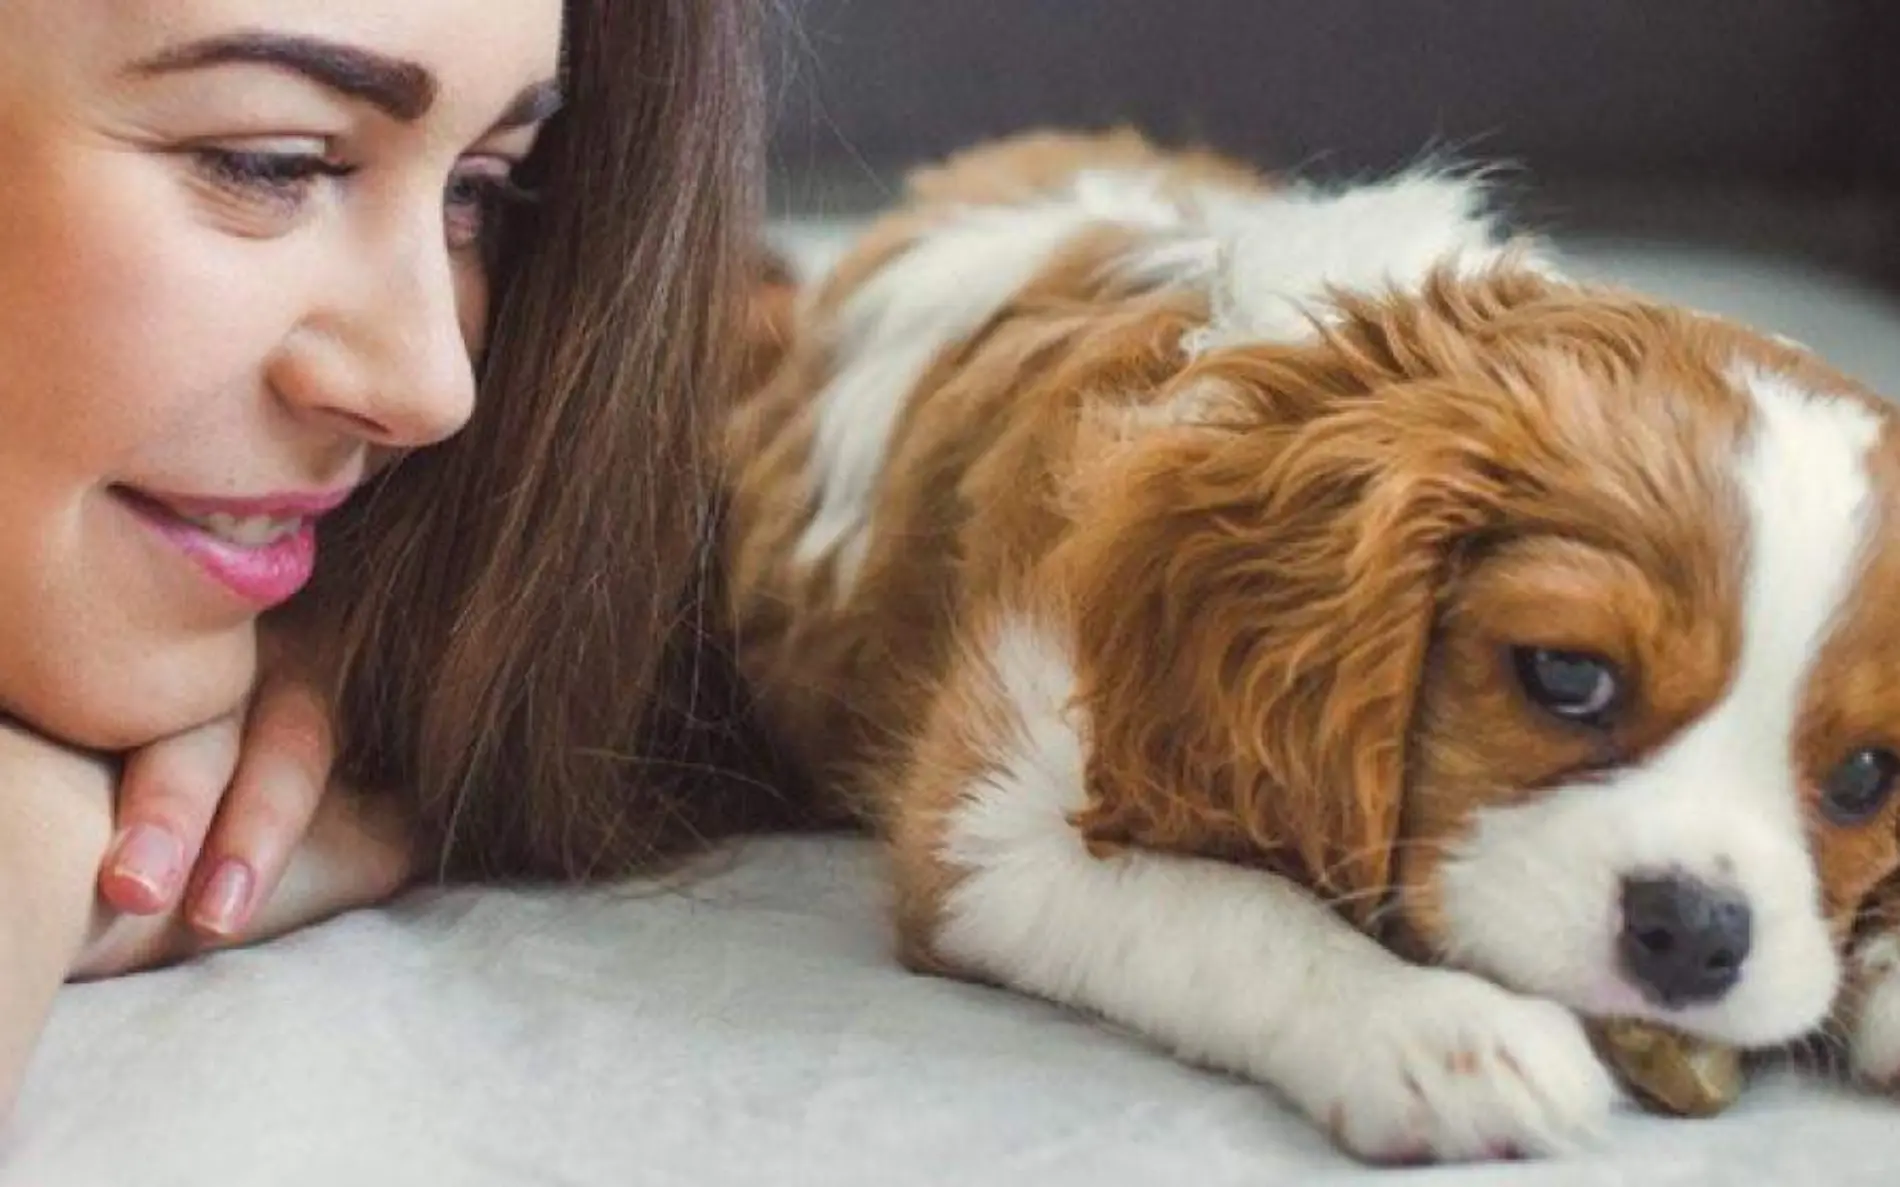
[236,789,416,945]
[99,713,244,914]
[185,676,333,939]
[74,786,415,980]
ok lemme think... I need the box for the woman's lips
[112,485,351,608]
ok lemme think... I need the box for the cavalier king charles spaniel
[726,129,1900,1163]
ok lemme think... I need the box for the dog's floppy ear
[1061,298,1526,924]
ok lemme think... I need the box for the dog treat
[1599,1018,1744,1118]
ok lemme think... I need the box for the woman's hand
[73,778,415,980]
[87,619,417,975]
[75,657,415,978]
[0,700,410,1121]
[96,667,339,940]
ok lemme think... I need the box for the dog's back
[725,128,1509,810]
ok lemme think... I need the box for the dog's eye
[1821,747,1900,826]
[1511,646,1621,726]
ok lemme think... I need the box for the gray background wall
[765,1,1900,284]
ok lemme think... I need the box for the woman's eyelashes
[191,146,354,215]
[186,146,535,251]
[442,162,538,253]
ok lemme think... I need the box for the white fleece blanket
[10,240,1900,1186]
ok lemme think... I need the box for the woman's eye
[192,148,353,208]
[1510,646,1623,728]
[442,166,537,254]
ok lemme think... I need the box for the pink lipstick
[114,486,353,607]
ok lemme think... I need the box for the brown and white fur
[726,129,1900,1163]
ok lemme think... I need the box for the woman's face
[0,0,562,748]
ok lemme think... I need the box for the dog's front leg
[893,619,1618,1165]
[1845,877,1900,1090]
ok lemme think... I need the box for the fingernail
[107,825,186,903]
[194,861,256,936]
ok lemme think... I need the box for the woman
[0,0,779,1110]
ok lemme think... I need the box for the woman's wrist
[0,716,117,952]
[0,717,119,1112]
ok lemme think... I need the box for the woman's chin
[8,637,257,753]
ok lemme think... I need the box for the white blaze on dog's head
[1416,363,1896,1048]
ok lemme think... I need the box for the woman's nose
[270,215,480,450]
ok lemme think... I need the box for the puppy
[727,129,1900,1163]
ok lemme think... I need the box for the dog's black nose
[1618,874,1752,1007]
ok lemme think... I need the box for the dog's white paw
[1289,969,1617,1164]
[1849,935,1900,1090]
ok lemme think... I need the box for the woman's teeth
[180,511,306,548]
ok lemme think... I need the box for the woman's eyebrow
[125,32,437,122]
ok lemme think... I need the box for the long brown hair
[303,0,799,881]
